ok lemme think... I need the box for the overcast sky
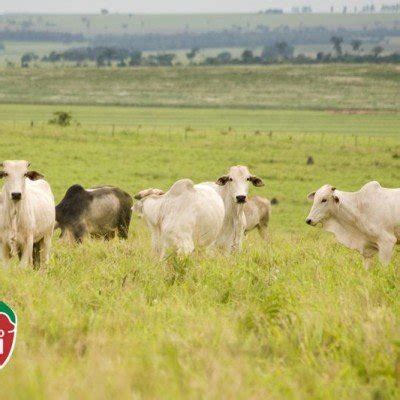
[0,1,390,14]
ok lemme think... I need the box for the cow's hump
[167,179,195,196]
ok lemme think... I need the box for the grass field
[0,102,399,398]
[0,65,400,110]
[1,13,400,35]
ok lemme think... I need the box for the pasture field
[0,64,400,110]
[1,13,400,35]
[0,105,399,399]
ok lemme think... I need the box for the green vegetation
[0,62,399,398]
[0,104,400,136]
[0,109,399,398]
[0,65,399,110]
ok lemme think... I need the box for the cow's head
[306,184,339,226]
[133,188,165,216]
[0,160,44,202]
[216,165,264,204]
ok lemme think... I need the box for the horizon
[0,1,392,15]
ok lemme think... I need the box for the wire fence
[1,120,399,149]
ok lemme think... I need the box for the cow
[56,185,133,243]
[0,160,55,268]
[133,179,225,259]
[132,188,164,217]
[306,181,400,269]
[244,196,271,240]
[201,166,265,252]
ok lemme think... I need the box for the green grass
[1,13,399,35]
[1,104,400,136]
[0,108,399,398]
[0,64,400,110]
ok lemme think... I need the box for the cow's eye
[321,199,327,203]
[228,178,233,182]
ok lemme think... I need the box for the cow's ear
[134,193,143,200]
[25,171,44,181]
[248,176,264,187]
[307,192,316,201]
[216,176,230,186]
[0,171,7,179]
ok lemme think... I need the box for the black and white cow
[56,185,133,243]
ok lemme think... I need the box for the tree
[372,45,384,58]
[275,41,294,60]
[186,48,199,63]
[216,52,232,64]
[330,36,344,57]
[261,42,294,62]
[96,55,106,67]
[128,51,142,66]
[20,52,38,68]
[351,40,362,52]
[157,53,176,66]
[241,49,254,64]
[49,111,72,127]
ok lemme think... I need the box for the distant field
[0,104,399,137]
[1,13,400,35]
[0,114,400,398]
[0,65,399,111]
[0,40,89,65]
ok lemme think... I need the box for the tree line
[17,38,400,68]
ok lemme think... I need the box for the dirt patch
[329,109,399,115]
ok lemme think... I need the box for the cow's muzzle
[11,192,22,201]
[306,218,316,226]
[236,195,247,204]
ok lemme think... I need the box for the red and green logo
[0,302,17,369]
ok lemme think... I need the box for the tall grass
[0,118,399,399]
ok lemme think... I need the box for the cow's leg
[363,256,375,271]
[378,237,396,266]
[158,243,167,261]
[117,210,131,240]
[104,231,116,241]
[19,236,33,268]
[1,243,11,268]
[41,231,53,267]
[362,246,377,270]
[32,239,42,269]
[72,223,88,244]
[257,223,269,241]
[177,239,194,257]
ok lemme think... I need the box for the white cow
[0,160,55,268]
[134,179,224,259]
[202,166,265,252]
[244,196,271,240]
[306,181,400,269]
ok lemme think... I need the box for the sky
[0,1,390,14]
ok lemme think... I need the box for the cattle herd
[0,160,399,270]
